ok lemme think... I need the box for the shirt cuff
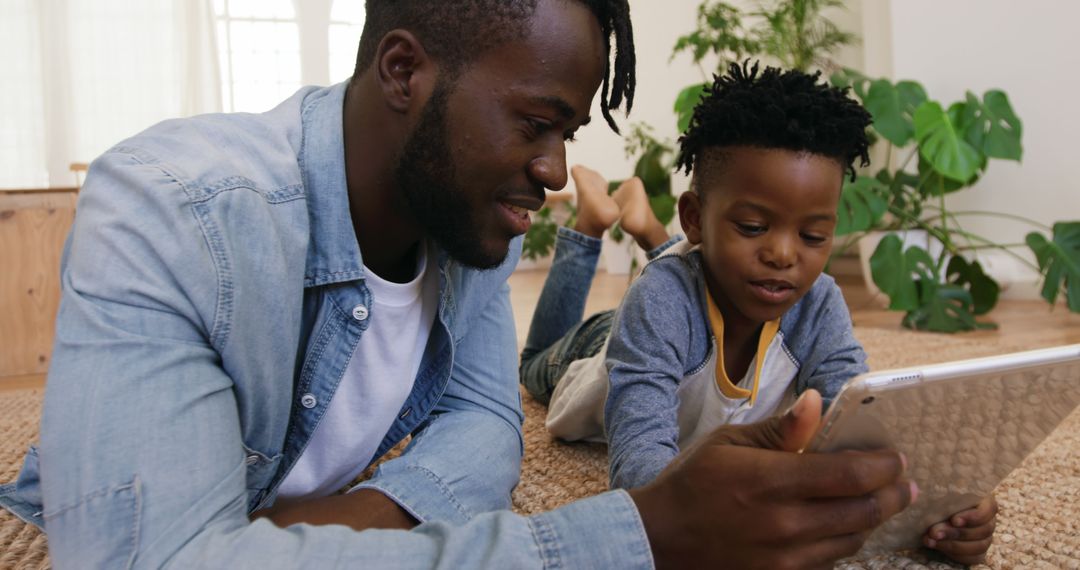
[347,463,474,525]
[527,489,654,569]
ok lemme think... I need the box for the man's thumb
[711,389,823,451]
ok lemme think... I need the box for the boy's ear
[375,30,436,114]
[678,191,704,245]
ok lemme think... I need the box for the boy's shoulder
[631,240,707,300]
[780,273,856,351]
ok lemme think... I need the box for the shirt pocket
[241,444,282,509]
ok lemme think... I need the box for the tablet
[804,344,1080,554]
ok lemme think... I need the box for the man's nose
[528,141,568,191]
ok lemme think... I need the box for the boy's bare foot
[571,165,620,238]
[613,177,670,251]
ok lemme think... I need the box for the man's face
[396,0,605,269]
[679,147,843,332]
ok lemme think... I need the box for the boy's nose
[760,236,796,269]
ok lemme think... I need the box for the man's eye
[525,118,552,137]
[735,223,766,236]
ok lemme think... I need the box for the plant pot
[857,229,945,305]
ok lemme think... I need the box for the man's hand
[251,488,419,531]
[630,390,917,570]
[923,495,998,565]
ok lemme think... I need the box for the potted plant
[831,69,1080,332]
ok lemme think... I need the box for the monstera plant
[831,69,1080,332]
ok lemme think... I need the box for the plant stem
[899,147,919,172]
[937,191,950,270]
[941,228,1041,272]
[920,209,1053,231]
[886,205,959,256]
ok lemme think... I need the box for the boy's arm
[604,263,702,489]
[792,277,869,404]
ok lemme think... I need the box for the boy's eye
[801,232,828,245]
[735,223,766,236]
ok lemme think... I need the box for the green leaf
[945,256,1000,315]
[521,207,557,260]
[980,90,1023,161]
[1027,222,1080,312]
[830,67,870,100]
[869,235,937,311]
[901,282,991,333]
[836,176,888,235]
[914,101,982,183]
[649,194,678,226]
[634,143,672,198]
[674,83,708,133]
[917,154,975,197]
[863,79,927,146]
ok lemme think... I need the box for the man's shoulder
[100,86,322,203]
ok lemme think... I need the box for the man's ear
[375,30,435,114]
[678,191,704,245]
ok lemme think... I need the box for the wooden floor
[3,270,1079,393]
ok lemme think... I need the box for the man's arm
[252,489,417,531]
[631,390,917,569]
[37,155,645,568]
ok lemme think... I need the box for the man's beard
[395,83,509,270]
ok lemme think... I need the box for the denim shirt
[0,83,652,569]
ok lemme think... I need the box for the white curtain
[0,0,221,189]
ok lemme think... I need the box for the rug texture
[2,327,1078,569]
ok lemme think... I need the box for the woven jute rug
[2,327,1078,569]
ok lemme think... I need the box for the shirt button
[351,304,369,321]
[300,393,318,409]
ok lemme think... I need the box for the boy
[520,62,997,565]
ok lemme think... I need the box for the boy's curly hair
[675,61,871,182]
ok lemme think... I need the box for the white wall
[565,0,705,199]
[889,0,1080,294]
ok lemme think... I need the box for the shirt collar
[299,81,366,288]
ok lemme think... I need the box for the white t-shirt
[278,243,439,500]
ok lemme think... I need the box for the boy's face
[678,147,843,331]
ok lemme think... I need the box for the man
[0,1,913,567]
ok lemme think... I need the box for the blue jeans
[519,227,680,404]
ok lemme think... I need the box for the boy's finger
[928,520,996,542]
[952,496,998,526]
[930,536,993,564]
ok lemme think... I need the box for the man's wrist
[252,488,418,531]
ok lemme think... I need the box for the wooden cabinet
[0,189,78,381]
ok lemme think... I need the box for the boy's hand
[923,495,998,565]
[631,390,917,570]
